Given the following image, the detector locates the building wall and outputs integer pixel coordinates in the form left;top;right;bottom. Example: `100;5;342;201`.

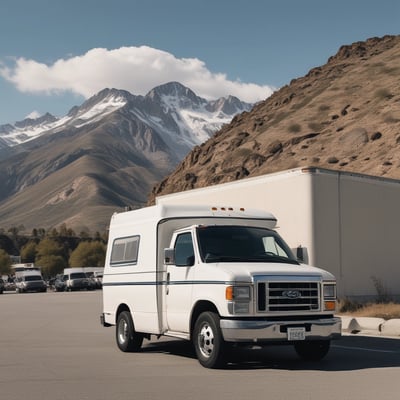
339;172;400;300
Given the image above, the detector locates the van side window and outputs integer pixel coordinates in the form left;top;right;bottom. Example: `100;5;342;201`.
110;236;140;265
174;233;194;266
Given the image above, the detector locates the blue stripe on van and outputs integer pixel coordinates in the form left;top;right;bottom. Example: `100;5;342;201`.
102;280;229;287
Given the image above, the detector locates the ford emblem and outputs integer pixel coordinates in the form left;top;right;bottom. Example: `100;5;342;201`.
282;290;301;299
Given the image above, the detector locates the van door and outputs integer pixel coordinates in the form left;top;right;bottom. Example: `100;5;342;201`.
165;231;195;333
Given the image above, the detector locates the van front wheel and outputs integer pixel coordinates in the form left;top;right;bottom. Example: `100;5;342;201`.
116;311;143;352
193;312;226;368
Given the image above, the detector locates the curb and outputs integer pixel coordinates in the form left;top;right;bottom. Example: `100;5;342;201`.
380;319;400;337
339;316;400;337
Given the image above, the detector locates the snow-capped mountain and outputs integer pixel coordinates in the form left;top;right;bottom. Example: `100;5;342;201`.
0;82;253;233
0;82;252;159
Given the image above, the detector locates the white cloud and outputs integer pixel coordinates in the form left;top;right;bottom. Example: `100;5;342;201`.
0;46;274;103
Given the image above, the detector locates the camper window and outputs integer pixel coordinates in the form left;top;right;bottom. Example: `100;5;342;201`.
110;236;140;266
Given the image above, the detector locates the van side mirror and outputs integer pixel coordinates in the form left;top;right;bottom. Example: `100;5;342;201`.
164;248;195;266
295;246;309;264
164;248;175;265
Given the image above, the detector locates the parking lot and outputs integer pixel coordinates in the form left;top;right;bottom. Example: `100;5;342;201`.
1;290;400;400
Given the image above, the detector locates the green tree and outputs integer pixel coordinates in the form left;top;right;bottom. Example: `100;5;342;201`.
36;238;67;277
37;228;46;238
37;255;66;278
59;223;68;237
0;249;12;275
58;223;75;237
49;228;59;237
79;229;90;239
69;241;106;269
20;241;37;263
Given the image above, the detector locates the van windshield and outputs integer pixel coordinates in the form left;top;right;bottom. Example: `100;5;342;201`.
196;225;299;265
24;275;42;281
70;273;86;279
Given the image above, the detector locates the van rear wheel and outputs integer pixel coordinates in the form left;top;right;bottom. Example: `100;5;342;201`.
116;311;143;352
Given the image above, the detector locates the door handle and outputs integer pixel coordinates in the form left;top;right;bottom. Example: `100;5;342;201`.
166;272;170;295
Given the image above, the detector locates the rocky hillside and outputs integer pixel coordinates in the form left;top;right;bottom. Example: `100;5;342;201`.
150;35;400;202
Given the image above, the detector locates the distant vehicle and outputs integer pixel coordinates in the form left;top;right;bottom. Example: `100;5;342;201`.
93;271;103;289
4;279;16;291
15;271;47;293
53;275;67;292
0;278;4;294
63;268;93;291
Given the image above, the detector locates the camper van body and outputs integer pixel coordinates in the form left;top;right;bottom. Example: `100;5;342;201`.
101;204;340;368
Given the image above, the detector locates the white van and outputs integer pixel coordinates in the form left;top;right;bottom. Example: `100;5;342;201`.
101;204;341;368
15;270;47;293
63;268;92;291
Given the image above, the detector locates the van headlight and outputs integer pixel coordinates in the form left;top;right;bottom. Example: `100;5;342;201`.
323;283;337;311
226;285;251;300
323;283;336;298
226;285;251;314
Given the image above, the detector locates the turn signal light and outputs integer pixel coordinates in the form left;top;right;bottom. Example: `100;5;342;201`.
324;300;336;311
226;286;234;300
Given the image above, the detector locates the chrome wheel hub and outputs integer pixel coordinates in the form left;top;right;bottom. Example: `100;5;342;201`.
118;319;128;344
198;323;214;358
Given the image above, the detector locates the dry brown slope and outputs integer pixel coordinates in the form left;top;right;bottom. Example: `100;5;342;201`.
150;35;400;202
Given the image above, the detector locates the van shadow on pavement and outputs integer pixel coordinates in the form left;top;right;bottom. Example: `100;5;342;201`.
141;335;400;371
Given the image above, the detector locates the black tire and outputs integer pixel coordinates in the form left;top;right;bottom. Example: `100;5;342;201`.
116;311;143;352
294;340;330;361
193;311;226;368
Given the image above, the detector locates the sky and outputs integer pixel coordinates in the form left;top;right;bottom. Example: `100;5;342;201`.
0;0;399;125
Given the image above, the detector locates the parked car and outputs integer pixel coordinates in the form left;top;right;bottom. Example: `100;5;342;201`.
4;278;16;291
53;275;67;292
93;271;103;289
87;274;98;290
0;278;4;294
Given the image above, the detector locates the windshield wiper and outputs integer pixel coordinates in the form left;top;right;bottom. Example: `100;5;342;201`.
204;254;249;263
256;255;299;265
204;253;299;265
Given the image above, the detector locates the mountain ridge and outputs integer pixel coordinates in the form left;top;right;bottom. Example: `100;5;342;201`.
0;82;252;232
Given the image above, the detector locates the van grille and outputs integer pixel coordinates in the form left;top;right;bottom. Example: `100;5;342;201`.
257;282;320;312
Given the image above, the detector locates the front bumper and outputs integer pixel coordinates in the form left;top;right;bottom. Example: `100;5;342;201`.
21;284;47;292
70;280;90;290
220;316;341;343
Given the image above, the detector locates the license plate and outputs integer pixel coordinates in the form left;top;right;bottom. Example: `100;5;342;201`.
287;327;306;341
